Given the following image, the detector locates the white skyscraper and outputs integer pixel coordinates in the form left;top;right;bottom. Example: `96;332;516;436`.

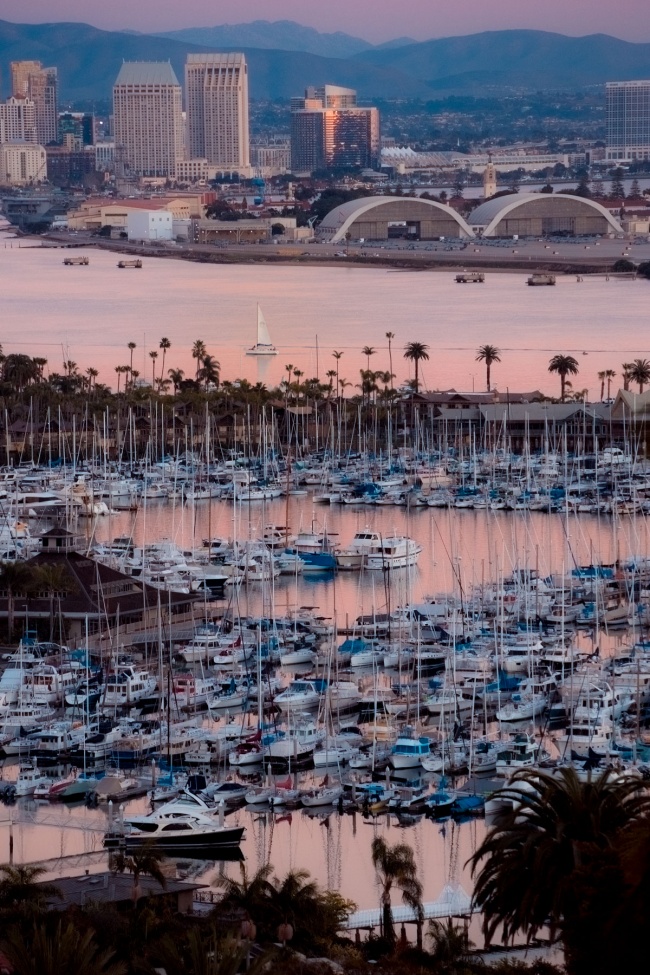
113;62;183;177
606;81;650;162
185;53;250;174
0;96;37;143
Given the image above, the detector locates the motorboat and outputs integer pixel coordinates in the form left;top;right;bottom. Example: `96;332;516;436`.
274;680;325;713
102;667;157;708
14;763;54;797
104;802;245;851
390;730;431;769
337;530;421;570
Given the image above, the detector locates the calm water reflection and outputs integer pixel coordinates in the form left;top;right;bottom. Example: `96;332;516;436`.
1;239;648;396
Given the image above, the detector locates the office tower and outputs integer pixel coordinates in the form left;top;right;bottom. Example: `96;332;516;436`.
0;96;37;143
606;81;650;162
10;61;58;145
59;112;95;147
290;86;380;174
185;53;250;172
112;62;183;177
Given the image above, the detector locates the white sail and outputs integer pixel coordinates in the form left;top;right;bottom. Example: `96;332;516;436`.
246;304;278;355
257;305;272;347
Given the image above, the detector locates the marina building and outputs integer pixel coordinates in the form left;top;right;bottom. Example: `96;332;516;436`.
185;53;251;175
10;60;58;145
291;86;379;174
112;62;184;178
606;80;650;162
0;528;197;651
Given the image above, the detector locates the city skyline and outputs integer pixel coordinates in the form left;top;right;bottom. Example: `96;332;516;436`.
0;0;648;44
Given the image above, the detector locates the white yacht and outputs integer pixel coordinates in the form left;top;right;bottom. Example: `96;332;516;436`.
337;530;421;570
102;667;157;708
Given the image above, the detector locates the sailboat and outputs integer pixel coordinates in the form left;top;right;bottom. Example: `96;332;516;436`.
246;305;278;356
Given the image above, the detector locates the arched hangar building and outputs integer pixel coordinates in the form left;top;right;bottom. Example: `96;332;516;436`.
319;196;473;243
319;193;623;242
468;194;623;238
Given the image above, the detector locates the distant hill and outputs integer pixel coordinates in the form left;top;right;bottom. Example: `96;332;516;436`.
355;30;650;91
156;20;373;59
0;19;427;101
1;21;650;102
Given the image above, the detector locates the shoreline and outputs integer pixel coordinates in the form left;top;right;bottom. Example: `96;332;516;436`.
34;231;635;277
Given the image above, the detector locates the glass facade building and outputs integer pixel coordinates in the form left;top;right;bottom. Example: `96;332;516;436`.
606;81;650;161
291;86;379;174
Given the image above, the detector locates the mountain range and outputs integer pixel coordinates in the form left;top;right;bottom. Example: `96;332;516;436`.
1;20;650;102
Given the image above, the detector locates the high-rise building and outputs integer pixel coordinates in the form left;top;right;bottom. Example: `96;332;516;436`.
10;61;58;145
112;62;183;177
606;81;650;162
185;53;250;173
0;96;37;143
290;86;379;174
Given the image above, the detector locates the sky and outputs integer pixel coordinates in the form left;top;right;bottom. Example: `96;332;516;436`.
0;0;648;43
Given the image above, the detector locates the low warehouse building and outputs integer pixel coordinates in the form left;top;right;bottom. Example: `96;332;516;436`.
319;196;473;242
469;193;623;237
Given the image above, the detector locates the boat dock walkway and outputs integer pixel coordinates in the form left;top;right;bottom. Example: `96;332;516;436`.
342;883;476;931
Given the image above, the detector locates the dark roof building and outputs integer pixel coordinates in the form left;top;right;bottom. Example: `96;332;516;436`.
0;528;198;650
37;871;205;914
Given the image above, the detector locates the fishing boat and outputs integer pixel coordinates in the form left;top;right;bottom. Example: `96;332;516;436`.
245;305;278;356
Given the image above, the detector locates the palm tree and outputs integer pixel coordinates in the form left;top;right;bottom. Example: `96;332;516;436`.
332;351;343;400
548;354;579;401
110;843;166;903
605;369;616;400
598;370;607;402
127;341;136;378
476;344;501;392
403;341;430;394
149;350;158;385
0;562;36;638
371;836;423;945
385;332;395;389
32;358;47;382
622;362;634;392
198;354;220;391
214;862;275;922
1;920;126;975
271;868;322;937
428;919;476;974
325;369;337;398
362;346;376;375
114;365;122;395
0;864;60;916
629;358;650;393
168;368;184;394
470;768;650;975
86;367;99;392
159;336;171;378
192;340;207;380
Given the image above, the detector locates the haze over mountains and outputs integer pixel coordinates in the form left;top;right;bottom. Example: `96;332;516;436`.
1;18;650;101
